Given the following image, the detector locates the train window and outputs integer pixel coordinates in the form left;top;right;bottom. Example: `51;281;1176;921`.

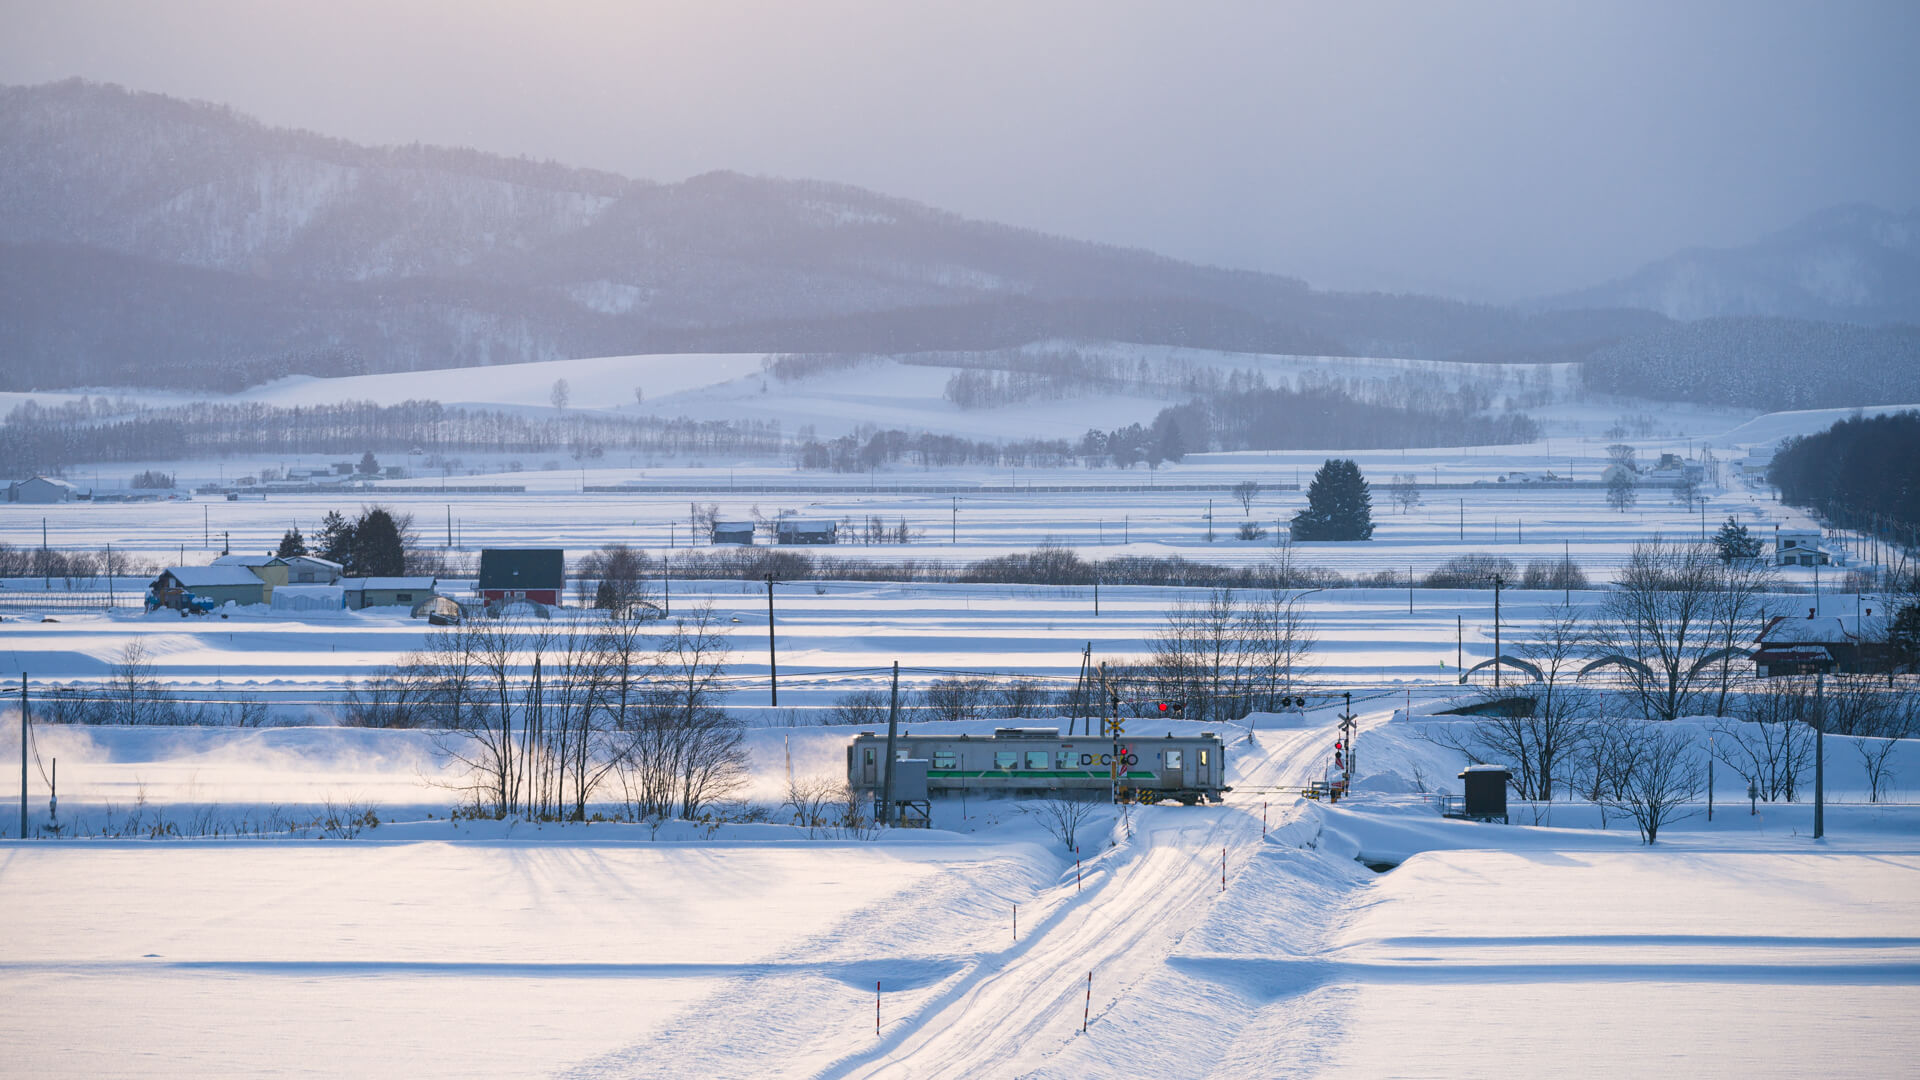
994;751;1018;770
1199;749;1211;766
1025;750;1048;770
933;750;956;770
1166;750;1183;768
1056;749;1073;769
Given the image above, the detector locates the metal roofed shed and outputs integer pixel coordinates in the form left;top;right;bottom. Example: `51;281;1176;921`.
711;521;756;545
1450;764;1511;823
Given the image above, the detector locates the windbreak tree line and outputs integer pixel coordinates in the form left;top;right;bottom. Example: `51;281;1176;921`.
1770;410;1920;546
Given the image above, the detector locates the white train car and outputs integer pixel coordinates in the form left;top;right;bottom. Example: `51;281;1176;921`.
848;726;1228;804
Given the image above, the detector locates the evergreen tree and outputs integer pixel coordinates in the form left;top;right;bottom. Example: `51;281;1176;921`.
350;507;408;577
1290;458;1374;540
1711;517;1761;562
317;510;354;567
277;526;308;558
358;450;380;475
1890;604;1920;673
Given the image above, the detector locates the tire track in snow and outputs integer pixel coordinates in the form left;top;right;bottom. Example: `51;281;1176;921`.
814;715;1345;1079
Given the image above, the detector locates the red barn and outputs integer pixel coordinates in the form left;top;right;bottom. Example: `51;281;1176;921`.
478;548;565;607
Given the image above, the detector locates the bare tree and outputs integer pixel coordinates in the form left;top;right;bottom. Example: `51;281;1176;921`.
1591;539;1727;721
1390;474;1421;513
1238;587;1318;713
1710;676;1819;802
829;689;889;727
111;641;167;725
1150;589;1243;721
643;604;743;819
1704;559;1776;716
550;378;570;411
918;677;994;723
1231;480;1260;515
1428;602;1594;801
1601;723;1704;843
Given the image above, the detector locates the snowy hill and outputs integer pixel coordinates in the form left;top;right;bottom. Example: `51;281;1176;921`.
0;80;1674;393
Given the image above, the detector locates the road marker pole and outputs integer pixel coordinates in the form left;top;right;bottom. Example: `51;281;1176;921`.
1083;970;1092;1032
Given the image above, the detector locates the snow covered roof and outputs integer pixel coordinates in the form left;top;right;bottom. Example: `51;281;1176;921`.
1758;616;1854;645
211;553;279;567
344;577;437;591
163;565;269;588
281;555;343;569
1461;764;1511;773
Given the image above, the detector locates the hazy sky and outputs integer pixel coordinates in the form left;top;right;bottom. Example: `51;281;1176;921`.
3;0;1915;300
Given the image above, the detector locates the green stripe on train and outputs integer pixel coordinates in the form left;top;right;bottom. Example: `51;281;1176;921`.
927;770;1159;780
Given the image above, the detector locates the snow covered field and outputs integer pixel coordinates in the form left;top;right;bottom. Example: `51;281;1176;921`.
7;347;1919;1075
4;706;1918;1077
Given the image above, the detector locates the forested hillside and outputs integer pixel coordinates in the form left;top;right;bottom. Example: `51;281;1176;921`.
1583;317;1920;410
1;80;1661;391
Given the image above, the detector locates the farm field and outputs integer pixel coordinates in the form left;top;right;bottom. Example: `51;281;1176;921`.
3;706;1919;1078
5;353;1918;1077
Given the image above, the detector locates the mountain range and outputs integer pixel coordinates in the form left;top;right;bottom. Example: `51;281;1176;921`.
1538;203;1920;325
1;80;1914;408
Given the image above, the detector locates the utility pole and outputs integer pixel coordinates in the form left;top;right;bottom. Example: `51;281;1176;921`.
1099;661;1116;805
1456;615;1463;671
106;543;114;608
765;575;778;707
1491;573;1506;688
1812;668;1827;837
1458;499;1464;541
19;673;28;838
1206;499;1213;542
1408;565;1413;615
1093;578;1099;617
951;497;958;545
880;661;900;825
661;564;670;616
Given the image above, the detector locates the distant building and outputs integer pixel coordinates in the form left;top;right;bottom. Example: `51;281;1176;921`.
212;553;289;594
6;476;87;503
711;521;756;545
343;576;437;610
279;555;343;584
776;518;838;545
1752;611;1887;676
478;548;565;606
1773;528;1830;567
150;565;269;609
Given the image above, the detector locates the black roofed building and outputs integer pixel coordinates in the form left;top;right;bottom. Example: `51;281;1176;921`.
478;548;565;606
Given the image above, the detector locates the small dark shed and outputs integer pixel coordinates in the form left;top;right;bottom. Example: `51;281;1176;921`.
1456;764;1511;823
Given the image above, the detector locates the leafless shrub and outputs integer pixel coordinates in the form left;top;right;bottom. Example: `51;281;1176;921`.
1031;792;1099;852
829;689;889;727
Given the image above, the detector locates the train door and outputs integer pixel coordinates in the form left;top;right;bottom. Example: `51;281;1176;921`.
1162;748;1186;788
861;746;877;786
1195;746;1213;789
